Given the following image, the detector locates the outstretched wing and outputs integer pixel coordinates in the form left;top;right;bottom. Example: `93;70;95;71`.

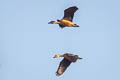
56;58;71;76
63;6;78;22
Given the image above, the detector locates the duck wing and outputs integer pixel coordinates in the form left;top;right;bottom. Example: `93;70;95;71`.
56;58;71;76
59;24;65;28
63;6;78;22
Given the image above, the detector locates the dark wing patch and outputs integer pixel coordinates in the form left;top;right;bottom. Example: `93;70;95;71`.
56;58;71;76
63;6;78;22
59;24;65;28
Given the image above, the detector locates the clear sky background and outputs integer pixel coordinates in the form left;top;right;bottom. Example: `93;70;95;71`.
0;0;120;80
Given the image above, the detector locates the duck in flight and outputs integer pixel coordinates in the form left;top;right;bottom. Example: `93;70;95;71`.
48;6;79;28
53;53;82;76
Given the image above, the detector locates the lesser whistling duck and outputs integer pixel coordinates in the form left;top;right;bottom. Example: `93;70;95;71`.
48;6;79;28
53;53;82;76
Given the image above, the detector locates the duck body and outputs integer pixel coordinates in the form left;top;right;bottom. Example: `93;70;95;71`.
48;6;80;28
53;53;82;76
63;53;81;62
57;19;79;28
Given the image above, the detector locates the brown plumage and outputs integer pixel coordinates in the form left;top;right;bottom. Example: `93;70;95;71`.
63;6;78;22
48;6;79;28
53;53;82;76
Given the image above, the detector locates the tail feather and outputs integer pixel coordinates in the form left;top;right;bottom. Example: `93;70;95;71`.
75;25;79;27
78;57;83;59
73;24;80;27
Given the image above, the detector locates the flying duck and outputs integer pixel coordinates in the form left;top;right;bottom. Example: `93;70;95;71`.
48;6;79;28
53;53;82;76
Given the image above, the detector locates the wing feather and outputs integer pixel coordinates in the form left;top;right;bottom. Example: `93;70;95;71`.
56;58;71;76
63;6;78;22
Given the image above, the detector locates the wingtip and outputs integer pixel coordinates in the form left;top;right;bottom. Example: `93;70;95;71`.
56;73;61;76
72;6;79;9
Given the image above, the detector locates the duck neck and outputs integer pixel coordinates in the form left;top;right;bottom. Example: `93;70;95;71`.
58;54;64;57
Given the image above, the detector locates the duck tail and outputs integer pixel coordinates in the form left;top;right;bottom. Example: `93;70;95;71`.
78;57;83;59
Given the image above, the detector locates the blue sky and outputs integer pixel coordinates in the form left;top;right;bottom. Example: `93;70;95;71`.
0;0;120;80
